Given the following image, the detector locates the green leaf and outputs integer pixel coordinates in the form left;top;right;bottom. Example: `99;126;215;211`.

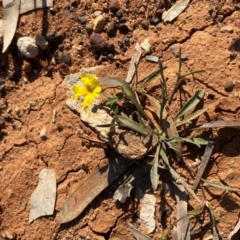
188;207;203;216
100;77;149;120
116;115;149;136
150;144;160;191
173;90;205;122
181;69;206;78
175;108;208;127
202;179;240;192
164;137;212;147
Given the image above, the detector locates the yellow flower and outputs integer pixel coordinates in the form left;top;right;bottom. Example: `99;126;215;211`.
72;72;102;110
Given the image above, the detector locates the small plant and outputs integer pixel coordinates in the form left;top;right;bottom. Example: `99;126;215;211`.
70;49;240;239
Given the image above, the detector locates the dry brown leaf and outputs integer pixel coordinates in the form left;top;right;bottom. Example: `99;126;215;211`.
59;156;134;224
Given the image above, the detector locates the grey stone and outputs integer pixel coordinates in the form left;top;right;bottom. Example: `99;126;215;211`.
35;35;49;50
17;37;39;58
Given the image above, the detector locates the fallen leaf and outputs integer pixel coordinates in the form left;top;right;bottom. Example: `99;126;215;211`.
2;0;21;53
162;0;190;23
197;120;240;129
59;156;134;224
193;142;214;191
126;43;142;83
29;169;56;223
228;216;240;239
128;224;152;240
20;0;53;14
172;182;191;240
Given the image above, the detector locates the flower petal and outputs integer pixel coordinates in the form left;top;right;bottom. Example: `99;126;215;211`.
80;73;99;92
73;85;89;96
92;86;102;97
82;93;94;109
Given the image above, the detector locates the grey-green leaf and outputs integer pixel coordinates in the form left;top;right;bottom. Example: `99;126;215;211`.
150;144;160;191
173;90;205;122
116;115;149;135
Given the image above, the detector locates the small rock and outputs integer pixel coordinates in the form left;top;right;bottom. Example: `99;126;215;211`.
79;16;87;24
56;123;63;132
230;52;237;61
70;6;76;12
107;21;118;37
85;22;94;35
124;38;130;46
150;17;160;25
46;32;56;42
58;63;70;75
89;33;107;52
93;15;105;33
109;0;120;12
40;127;47;140
35;35;49;50
92;10;102;17
107;53;115;60
141;19;149;30
118;24;129;34
15;107;21;116
60;53;71;64
220;26;234;33
115;10;123;19
17;37;39;58
145;55;159;63
224;80;235;92
91;2;101;11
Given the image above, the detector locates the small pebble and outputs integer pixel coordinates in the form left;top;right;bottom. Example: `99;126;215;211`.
220;26;234;33
92;11;102;17
109;0;121;12
60;53;71;64
35;35;49;50
124;38;130;46
93;15;105;33
46;32;56;42
58;63;70;75
17;37;39;58
69;6;76;12
141;19;149;30
85;22;94;35
40;127;47;140
224;80;235;92
150;17;160;25
89;33;107;51
57;123;63;132
107;53;115;60
230;52;237;61
118;24;129;34
118;40;124;48
107;21;118;37
79;16;87;24
115;10;123;19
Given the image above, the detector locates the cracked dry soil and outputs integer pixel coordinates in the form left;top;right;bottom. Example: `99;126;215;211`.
1;0;240;239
